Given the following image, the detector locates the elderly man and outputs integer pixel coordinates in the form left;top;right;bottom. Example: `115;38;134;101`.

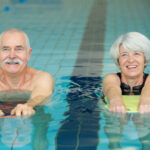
0;28;54;117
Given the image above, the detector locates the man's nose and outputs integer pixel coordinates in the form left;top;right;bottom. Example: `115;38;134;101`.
9;50;16;58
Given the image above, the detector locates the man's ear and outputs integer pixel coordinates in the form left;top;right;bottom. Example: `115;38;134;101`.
27;48;32;61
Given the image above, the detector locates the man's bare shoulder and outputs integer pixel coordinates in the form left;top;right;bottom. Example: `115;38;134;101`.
28;67;53;82
28;67;54;98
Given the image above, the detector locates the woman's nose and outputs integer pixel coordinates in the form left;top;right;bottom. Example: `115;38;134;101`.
128;54;134;62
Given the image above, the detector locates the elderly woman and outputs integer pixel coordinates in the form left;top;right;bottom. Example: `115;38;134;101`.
103;32;150;113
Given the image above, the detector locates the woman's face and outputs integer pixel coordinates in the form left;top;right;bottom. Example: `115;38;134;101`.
118;45;147;78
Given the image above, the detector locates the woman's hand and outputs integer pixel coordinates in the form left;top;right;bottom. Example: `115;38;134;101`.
138;97;150;114
103;74;127;113
109;99;127;113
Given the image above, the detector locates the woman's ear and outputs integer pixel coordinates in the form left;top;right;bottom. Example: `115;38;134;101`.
144;57;147;68
117;59;120;69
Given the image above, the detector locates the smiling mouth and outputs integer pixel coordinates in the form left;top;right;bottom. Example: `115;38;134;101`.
127;65;137;69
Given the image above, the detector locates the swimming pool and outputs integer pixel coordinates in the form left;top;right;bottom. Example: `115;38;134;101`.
1;0;150;149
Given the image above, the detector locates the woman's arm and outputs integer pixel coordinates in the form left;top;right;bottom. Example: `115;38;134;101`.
139;75;150;113
103;73;127;113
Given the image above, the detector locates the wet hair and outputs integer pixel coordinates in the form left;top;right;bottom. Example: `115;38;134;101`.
0;28;30;51
110;32;150;66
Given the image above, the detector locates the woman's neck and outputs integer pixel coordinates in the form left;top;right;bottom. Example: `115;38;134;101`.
121;73;144;88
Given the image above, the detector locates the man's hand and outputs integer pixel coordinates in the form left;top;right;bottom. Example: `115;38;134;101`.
0;110;4;116
11;103;35;117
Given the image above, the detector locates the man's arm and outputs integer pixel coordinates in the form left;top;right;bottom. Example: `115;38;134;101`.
139;75;150;113
11;72;54;116
27;72;54;107
103;74;127;113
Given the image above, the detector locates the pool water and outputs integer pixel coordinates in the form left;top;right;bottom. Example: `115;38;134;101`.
0;0;150;149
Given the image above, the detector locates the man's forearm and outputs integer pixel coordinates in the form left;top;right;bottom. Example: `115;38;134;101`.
26;96;48;107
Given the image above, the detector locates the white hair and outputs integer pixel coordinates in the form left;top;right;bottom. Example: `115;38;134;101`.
0;28;30;51
110;32;150;66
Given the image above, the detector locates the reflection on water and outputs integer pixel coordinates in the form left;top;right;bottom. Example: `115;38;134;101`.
56;75;150;150
55;76;103;150
99;98;150;150
0;90;52;149
0;90;31;102
0;106;52;149
0;117;32;148
1;80;150;149
0;90;31;115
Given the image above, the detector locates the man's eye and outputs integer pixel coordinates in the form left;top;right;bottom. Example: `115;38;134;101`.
17;48;22;50
16;48;23;51
2;48;9;51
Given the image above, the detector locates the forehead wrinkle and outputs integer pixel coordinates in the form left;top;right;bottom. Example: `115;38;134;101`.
1;33;26;48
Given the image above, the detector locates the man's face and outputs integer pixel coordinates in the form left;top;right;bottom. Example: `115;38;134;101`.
0;32;31;74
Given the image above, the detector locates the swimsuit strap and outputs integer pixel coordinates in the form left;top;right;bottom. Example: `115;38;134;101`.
116;72;149;95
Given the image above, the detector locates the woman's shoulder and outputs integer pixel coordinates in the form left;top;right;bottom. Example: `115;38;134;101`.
145;74;150;80
104;73;120;80
103;73;121;84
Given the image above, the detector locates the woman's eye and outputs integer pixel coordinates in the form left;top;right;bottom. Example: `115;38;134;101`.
121;53;127;57
134;52;140;55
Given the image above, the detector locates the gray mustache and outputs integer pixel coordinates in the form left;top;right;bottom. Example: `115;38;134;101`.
2;58;23;65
